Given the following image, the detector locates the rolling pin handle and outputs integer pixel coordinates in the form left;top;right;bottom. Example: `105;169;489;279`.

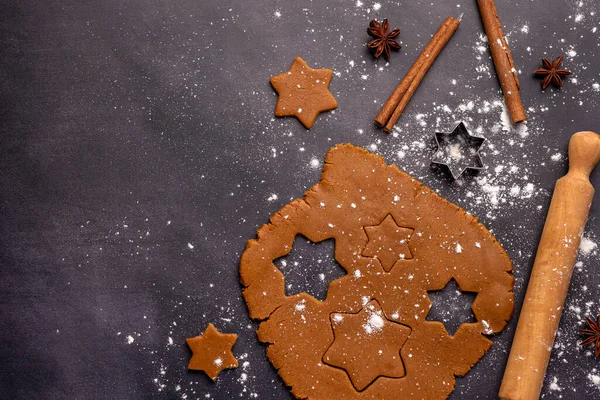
567;131;600;181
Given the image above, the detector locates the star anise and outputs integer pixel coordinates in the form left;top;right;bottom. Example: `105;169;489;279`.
367;19;401;60
578;315;600;357
533;56;572;89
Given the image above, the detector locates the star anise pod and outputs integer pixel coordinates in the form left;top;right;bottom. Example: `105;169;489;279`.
533;56;572;89
578;315;600;357
367;19;401;60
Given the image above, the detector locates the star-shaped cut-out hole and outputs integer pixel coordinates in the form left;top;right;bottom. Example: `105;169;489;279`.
432;122;485;179
274;236;346;301
361;214;414;272
426;278;477;335
323;299;412;391
186;324;238;381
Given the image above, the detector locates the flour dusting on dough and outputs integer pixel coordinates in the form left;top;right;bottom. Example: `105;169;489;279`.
363;307;385;335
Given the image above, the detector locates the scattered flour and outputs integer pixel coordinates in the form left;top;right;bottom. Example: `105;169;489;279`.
580;236;598;255
481;320;493;335
548;376;562;391
363;308;385;334
295;300;306;312
455;243;463;254
447;143;464;161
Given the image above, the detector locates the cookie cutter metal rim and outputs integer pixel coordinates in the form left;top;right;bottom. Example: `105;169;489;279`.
432;122;486;180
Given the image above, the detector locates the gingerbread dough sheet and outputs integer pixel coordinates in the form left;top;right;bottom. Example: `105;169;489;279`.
240;144;514;399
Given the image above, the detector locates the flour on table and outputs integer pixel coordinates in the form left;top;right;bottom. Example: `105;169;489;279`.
580;236;598;255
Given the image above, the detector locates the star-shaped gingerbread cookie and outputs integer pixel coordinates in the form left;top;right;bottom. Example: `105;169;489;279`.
270;57;338;129
323;299;411;391
186;323;238;380
362;214;414;272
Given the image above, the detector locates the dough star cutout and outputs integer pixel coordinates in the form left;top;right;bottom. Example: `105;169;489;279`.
323;299;411;391
361;214;414;272
186;323;238;381
432;122;485;179
426;278;477;335
270;57;338;129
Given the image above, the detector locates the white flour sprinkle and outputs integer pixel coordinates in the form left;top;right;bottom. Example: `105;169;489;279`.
295;300;306;312
363;309;385;334
548;376;562;391
481;320;493;335
589;373;600;387
580;236;598;255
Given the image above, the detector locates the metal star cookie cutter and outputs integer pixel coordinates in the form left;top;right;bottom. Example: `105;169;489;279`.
432;122;485;180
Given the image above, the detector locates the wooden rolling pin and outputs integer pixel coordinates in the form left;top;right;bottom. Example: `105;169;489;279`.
499;131;600;400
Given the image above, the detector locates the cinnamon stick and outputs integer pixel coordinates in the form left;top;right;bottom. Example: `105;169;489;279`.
374;37;436;127
477;0;526;124
375;17;460;132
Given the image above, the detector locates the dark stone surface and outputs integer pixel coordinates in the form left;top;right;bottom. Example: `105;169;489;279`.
1;0;599;399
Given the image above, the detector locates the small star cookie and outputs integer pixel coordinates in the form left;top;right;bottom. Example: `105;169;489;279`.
270;57;338;129
186;323;238;380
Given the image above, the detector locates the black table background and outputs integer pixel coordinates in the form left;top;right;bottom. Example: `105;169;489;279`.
2;0;600;399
